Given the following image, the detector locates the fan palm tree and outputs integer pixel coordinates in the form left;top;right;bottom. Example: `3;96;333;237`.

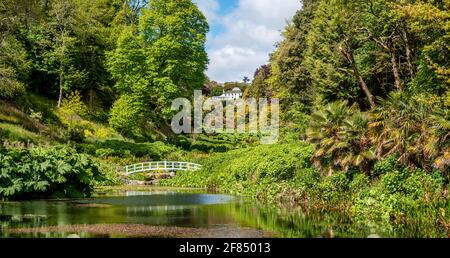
426;101;450;172
369;92;442;171
307;101;374;176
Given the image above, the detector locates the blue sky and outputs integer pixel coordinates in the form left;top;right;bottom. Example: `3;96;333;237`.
194;0;302;83
207;0;237;37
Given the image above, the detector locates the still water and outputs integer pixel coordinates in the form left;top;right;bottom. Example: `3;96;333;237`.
0;187;445;238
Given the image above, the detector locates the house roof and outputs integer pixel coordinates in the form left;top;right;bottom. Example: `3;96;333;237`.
226;87;242;94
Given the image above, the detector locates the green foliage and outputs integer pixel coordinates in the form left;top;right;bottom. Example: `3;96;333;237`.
0;123;45;144
77;140;178;160
0;97;62;144
268;0;449;112
0;0;448;235
58;91;89;122
108;95;140;136
107;0;209;137
162;143;316;200
394;1;450;89
163;142;449;231
0;146;103;199
55;92;121;142
304;0;376;108
373;155;399;177
0;35;30;99
56;92;89;143
268;0;318;110
171;134;259;153
353;186;393;229
369;92;448;171
314;172;350;205
353;168;447;231
139;0;208;90
57;92;87;143
307;101;375;175
16;93;61;125
279;103;310;141
249;65;272;99
411;56;446;94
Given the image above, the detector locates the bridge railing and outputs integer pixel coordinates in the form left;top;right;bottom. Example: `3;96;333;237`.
124;161;202;175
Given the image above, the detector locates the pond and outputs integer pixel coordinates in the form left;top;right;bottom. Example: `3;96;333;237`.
0;187;445;238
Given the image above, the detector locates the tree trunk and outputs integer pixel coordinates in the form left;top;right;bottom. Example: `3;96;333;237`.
57;70;63;108
401;27;415;78
88;89;95;109
364;29;404;92
57;30;66;108
341;43;376;108
123;0;128;24
389;46;403;91
353;63;376;109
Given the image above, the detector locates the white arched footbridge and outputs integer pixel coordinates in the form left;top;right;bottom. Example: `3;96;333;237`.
124;161;202;176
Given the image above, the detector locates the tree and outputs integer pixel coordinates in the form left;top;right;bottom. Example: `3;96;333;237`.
0;0;120;111
0;0;33;99
305;0;377;109
359;0;405;91
107;0;209;137
269;0;318;111
0;36;30;99
369;92;444;171
307;100;374;175
67;0;118;110
203;77;221;97
393;0;450;94
139;0;208;93
109;94;140;135
49;0;77;108
116;0;149;26
249;65;271;99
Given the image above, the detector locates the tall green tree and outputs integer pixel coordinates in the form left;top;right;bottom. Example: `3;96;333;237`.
0;36;30;99
249;65;271;99
305;0;377;109
393;0;450;94
107;0;208;137
269;0;319;110
49;0;77;108
0;0;34;99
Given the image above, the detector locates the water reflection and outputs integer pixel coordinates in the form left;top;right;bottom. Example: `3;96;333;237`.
0;189;447;238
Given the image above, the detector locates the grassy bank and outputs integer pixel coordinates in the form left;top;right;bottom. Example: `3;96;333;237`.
161;143;450;234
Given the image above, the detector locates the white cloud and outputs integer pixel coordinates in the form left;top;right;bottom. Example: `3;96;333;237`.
194;0;220;23
208;45;268;82
195;0;302;82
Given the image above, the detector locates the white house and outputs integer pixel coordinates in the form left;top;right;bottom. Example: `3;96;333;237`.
212;87;243;101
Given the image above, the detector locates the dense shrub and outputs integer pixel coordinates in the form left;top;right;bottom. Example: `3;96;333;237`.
314;172;350;204
171;134;259;153
109;95;140;136
58;92;89;122
77;140;178;160
163;142;449;232
162;143;316;197
16;93;61;125
369;92;449;172
372;155;399;177
0;146;103;199
307;101;374;175
353;168;448;231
